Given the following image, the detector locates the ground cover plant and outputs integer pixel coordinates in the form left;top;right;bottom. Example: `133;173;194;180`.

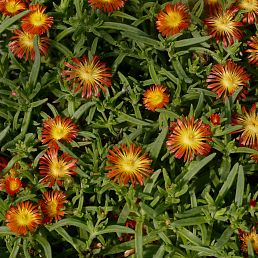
0;0;257;257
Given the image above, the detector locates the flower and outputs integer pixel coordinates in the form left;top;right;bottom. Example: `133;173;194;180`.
166;116;212;162
156;3;190;37
238;0;258;24
5;201;42;235
88;0;126;12
21;4;54;35
62;56;112;98
246;35;258;66
39;148;77;187
204;7;243;47
210;113;220;125
40;190;67;223
204;0;221;15
250;198;257;208
232;104;258;148
250;147;258;162
106;144;153;187
239;227;258;254
0;0;26;16
5;177;22;196
143;85;169;112
41;116;79;149
206;60;250;100
9;29;49;61
0;156;8;172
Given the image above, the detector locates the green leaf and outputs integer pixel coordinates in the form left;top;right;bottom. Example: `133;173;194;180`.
93;225;134;236
135;221;143;258
148;61;160;85
0;124;10;143
174;36;211;48
51;40;73;57
235;165;244;207
72;102;95;120
172;216;207;227
117;112;152;126
178;228;203;246
231;147;258;155
9;238;21;258
35;235;52;258
30;98;48;108
180;245;217;256
0;226;15;236
159;68;179;84
216;227;234;249
153;245;165;258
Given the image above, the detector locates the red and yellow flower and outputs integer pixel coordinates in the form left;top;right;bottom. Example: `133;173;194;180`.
106;144;153;187
0;156;8;172
206;60;250;100
246;35;258;66
21;4;54;35
204;7;243;47
5;201;42;235
204;0;221;15
62;56;112;98
239;227;258;254
88;0;126;12
209;113;220;125
41;116;79;149
166;116;212;162
40;190;67;223
238;0;258;24
232;104;258;148
39;148;77;187
0;0;26;16
9;29;49;61
5;176;22;196
156;3;190;37
143;85;169;112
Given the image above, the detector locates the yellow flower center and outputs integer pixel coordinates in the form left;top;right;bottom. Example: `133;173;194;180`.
147;91;164;106
29;11;47;26
50;159;68;178
9;180;19;191
47;200;58;217
120;155;140;174
243;232;258;252
16;209;34;226
5;1;22;13
20;33;34;48
244;115;258;136
239;0;258;11
206;0;219;3
220;72;240;93
181;130;198;146
76;64;100;85
214;14;234;33
166;11;182;28
51;124;69;140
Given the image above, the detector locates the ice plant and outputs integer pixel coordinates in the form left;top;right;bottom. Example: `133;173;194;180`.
0;0;26;16
204;0;221;15
210;113;220;125
88;0;126;12
231;104;258;148
62;55;112;98
166;116;212;162
5;176;22;196
9;29;49;61
39;148;77;187
143;85;169;112
156;3;190;37
5;201;42;236
238;0;258;24
204;7;243;47
106;144;153;187
41;116;79;149
21;4;54;35
246;35;258;66
40;190;67;223
206;60;250;100
0;156;8;172
250;198;257;208
239;227;258;254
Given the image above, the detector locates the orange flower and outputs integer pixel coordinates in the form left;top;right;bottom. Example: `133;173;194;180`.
9;29;49;61
88;0;126;12
166;116;212;162
40;190;67;223
39;149;77;187
62;56;112;98
5;176;22;196
238;0;258;24
204;6;243;47
106;144;153;187
250;149;258;163
246;35;258;66
232;104;258;148
209;113;220;125
5;201;42;236
156;3;190;37
0;0;26;16
206;60;250;100
21;4;54;35
143;85;169;112
239;227;258;254
41;116;79;149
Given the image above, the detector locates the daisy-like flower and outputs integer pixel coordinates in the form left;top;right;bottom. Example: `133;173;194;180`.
88;0;126;12
143;85;170;112
156;3;190;37
239;227;258;254
40;190;67;223
5;201;42;236
209;113;220;125
246;35;258;66
5;176;22;196
62;56;112;98
204;0;221;15
39;148;77;187
232;104;258;148
204;7;243;47
41;116;79;149
166;116;212;162
106;144;153;187
0;0;26;16
21;4;54;35
206;60;250;100
9;29;49;61
238;0;258;24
